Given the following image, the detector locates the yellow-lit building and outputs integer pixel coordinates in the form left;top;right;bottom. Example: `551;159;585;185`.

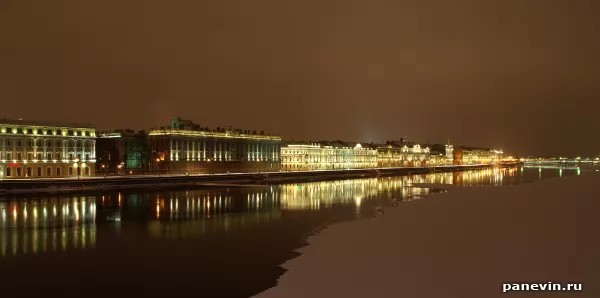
281;143;378;171
0;119;96;179
149;117;282;174
376;144;431;167
453;147;503;165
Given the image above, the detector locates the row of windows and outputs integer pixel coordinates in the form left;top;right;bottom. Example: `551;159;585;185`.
1;152;91;160
0;127;94;137
0;139;94;147
282;151;378;156
282;164;375;170
282;158;378;163
2;166;91;177
170;143;280;151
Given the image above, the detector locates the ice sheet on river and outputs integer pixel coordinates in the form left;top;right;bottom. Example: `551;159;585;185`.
254;169;600;298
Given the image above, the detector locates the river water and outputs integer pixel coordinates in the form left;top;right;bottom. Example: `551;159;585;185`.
0;166;581;297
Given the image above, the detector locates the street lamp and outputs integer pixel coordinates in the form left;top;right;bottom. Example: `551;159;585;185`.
101;164;108;178
156;158;161;177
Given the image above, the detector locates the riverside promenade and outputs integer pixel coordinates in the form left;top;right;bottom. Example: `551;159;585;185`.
0;164;514;195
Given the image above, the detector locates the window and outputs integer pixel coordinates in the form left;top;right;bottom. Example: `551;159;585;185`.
56;153;61;160
6;140;11;146
6;167;11;177
17;167;22;177
17;153;22;160
37;153;42;160
47;153;52;160
17;140;22;146
6;152;12;160
27;153;33;160
37;167;42;176
56;141;61;147
68;167;73;176
36;140;42;147
69;153;74;160
85;167;90;176
56;167;61;176
46;167;51;177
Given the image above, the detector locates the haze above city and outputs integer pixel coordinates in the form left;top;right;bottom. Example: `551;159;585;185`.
1;0;599;157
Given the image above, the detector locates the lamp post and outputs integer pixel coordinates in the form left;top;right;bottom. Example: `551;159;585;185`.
101;164;108;178
156;158;161;177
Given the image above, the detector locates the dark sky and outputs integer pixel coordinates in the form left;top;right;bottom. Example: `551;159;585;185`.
1;1;598;157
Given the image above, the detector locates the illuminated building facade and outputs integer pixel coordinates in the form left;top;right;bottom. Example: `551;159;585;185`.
148;117;281;174
376;144;431;167
281;143;378;171
0;119;96;179
453;146;504;165
96;129;149;174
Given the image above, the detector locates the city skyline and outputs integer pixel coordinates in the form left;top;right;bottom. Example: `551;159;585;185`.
2;1;599;157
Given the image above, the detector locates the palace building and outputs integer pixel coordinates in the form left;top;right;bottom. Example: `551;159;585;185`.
148;117;282;174
376;143;431;167
453;146;503;165
0;118;96;179
281;142;378;171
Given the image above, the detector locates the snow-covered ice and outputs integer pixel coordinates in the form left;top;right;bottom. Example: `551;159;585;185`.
254;169;600;298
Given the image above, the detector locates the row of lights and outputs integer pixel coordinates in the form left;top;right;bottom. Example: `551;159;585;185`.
0;159;96;164
0;127;95;137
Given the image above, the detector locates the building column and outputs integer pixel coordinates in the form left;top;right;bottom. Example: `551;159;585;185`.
213;140;217;160
81;140;85;161
169;140;173;160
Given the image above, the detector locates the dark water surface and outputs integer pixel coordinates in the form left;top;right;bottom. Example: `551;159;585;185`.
0;166;581;297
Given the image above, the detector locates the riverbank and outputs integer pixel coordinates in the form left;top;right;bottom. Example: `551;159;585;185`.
254;168;600;297
0;164;510;195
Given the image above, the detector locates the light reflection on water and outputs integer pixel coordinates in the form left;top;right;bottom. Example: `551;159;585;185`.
0;166;581;258
0;197;96;257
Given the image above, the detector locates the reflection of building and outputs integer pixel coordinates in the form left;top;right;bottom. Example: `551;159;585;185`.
96;129;149;174
148;192;281;239
279;176;431;210
453;147;504;165
149;117;282;174
281;143;378;171
0;197;96;257
0;119;96;179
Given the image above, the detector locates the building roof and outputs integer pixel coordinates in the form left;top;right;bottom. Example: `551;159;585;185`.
0;118;95;129
150;117;280;139
458;146;492;151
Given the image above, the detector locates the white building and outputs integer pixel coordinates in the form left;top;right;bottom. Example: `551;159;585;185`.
281;143;378;171
0;119;96;179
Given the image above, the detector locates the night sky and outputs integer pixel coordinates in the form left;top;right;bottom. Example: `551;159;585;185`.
1;1;598;157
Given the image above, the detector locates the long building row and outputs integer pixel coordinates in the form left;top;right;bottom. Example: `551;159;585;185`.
0;117;504;179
